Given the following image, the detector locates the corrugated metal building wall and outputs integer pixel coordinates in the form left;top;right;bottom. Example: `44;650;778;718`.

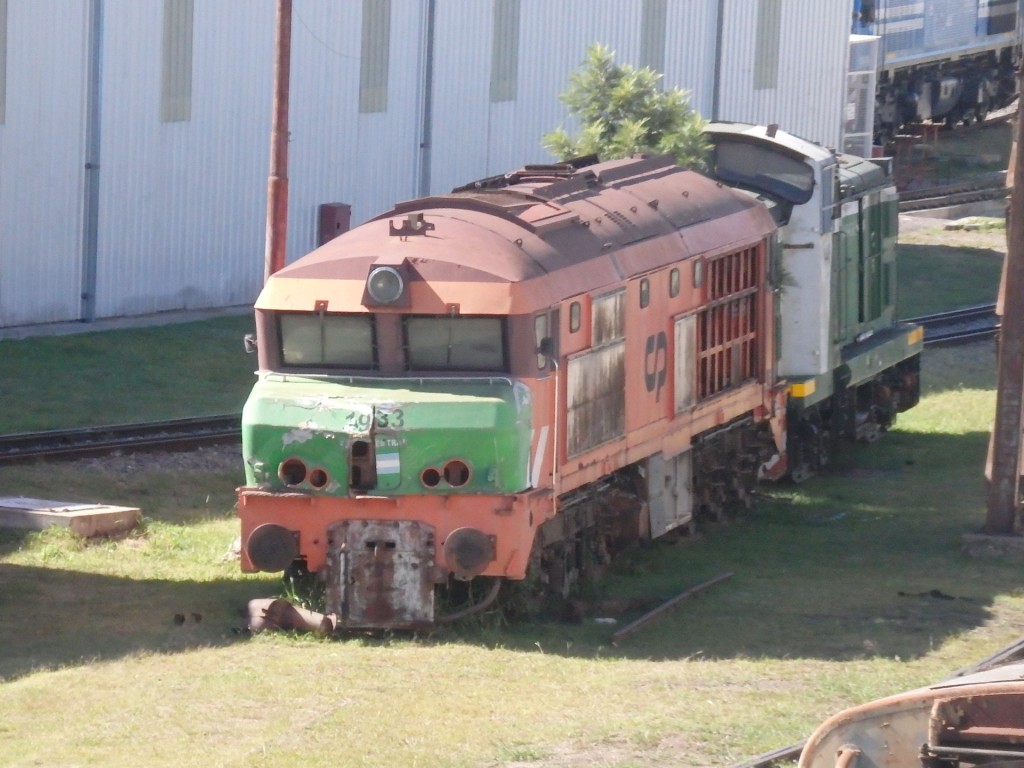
714;0;853;145
0;1;89;326
0;0;854;329
94;1;274;319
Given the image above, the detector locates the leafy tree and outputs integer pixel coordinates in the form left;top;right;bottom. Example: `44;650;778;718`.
543;43;709;169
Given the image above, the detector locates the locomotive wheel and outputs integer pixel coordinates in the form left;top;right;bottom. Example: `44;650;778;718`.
789;419;826;483
500;541;585;621
975;98;990;125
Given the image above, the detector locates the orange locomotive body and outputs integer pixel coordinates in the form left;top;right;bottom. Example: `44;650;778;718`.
238;153;784;628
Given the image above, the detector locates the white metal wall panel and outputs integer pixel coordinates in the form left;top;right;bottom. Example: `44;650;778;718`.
0;0;857;328
431;0;845;194
94;0;425;320
427;1;491;192
93;0;272;318
496;0;646;173
0;1;87;326
716;0;854;149
430;0;653;195
661;0;718;120
287;0;424;233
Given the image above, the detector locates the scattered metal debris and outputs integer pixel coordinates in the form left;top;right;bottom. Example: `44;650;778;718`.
611;572;733;643
246;598;334;635
727;742;803;768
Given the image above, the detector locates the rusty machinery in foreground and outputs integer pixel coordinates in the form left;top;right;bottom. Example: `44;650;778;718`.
237;122;923;631
797;659;1024;768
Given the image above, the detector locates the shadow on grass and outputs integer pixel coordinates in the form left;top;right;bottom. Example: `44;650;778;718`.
919;340;997;395
897;242;1003;319
0;527;32;559
0;428;1009;672
0;562;275;682
449;427;1011;662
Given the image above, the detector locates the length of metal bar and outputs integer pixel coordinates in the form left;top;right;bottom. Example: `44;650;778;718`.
984;70;1024;534
727;742;804;768
611;572;733;643
264;0;292;282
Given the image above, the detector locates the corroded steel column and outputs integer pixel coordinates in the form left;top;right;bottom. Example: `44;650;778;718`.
984;75;1024;535
264;0;292;282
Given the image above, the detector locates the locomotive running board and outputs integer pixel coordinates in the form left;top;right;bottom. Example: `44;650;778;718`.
325;519;436;630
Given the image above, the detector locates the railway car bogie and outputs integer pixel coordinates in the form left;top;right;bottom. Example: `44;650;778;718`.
855;0;1022;142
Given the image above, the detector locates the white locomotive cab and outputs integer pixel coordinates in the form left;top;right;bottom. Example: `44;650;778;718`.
774;157;837;379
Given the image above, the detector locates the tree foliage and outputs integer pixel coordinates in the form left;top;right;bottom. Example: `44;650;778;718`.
543;43;709;169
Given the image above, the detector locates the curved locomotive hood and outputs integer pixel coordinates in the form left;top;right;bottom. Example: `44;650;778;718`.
256;154;776;315
799;661;1024;768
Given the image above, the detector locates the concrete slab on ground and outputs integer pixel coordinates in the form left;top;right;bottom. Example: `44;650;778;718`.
0;497;141;537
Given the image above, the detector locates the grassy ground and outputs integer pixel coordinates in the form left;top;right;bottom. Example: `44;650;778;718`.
0;122;1016;765
897;224;1005;317
0;341;1016;768
0;314;255;432
0;217;1017;766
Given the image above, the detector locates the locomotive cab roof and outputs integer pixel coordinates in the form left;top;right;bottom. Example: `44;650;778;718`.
257;153;777;316
704;121;894;207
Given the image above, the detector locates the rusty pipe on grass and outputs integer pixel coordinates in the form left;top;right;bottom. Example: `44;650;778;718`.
247;598;334;635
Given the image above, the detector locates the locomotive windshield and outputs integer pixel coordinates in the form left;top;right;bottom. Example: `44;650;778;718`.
279;312;376;368
711;140;814;205
405;316;507;372
275;312;508;373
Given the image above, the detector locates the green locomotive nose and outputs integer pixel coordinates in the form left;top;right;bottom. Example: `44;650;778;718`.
241;374;532;495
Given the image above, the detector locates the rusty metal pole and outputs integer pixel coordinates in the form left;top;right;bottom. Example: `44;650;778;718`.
264;0;292;283
984;77;1024;535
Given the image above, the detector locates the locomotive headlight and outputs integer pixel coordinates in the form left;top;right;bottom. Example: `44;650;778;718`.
246;523;299;572
366;266;405;305
444;527;496;580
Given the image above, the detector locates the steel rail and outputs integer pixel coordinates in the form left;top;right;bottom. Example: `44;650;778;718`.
904;302;998;345
0;415;241;464
898;172;1006;204
899;183;1007;212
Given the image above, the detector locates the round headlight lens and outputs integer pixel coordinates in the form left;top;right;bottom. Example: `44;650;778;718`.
367;266;405;304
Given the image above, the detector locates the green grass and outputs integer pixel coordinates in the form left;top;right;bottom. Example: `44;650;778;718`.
0;314;256;432
897;223;1005;318
0;346;1019;767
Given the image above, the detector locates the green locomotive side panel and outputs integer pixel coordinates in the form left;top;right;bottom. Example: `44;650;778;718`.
832;191;899;355
241;374;532;495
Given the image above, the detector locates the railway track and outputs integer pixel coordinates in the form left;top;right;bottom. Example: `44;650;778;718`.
898;172;1007;213
0;414;241;464
905;302;999;345
0;306;994;464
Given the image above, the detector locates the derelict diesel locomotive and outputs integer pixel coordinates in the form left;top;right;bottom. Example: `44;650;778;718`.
237;122;923;630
